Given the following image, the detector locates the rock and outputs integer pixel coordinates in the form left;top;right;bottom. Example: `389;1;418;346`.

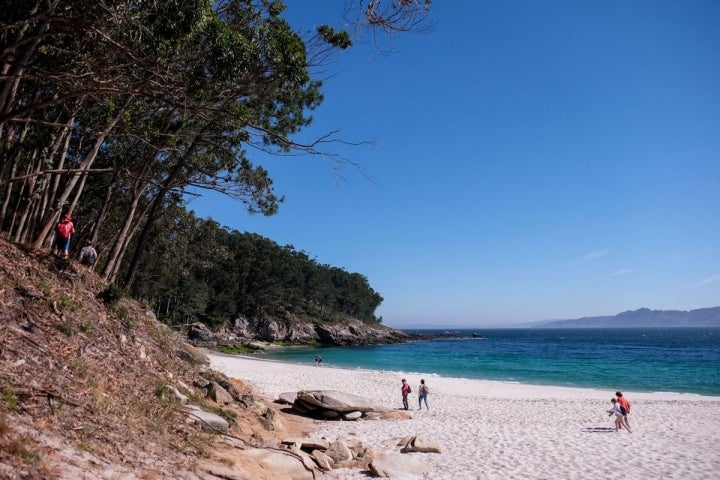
289;446;319;472
342;411;363;420
209;382;234;405
277;392;297;405
232;315;414;346
375;410;413;420
397;435;414;447
188;322;218;345
344;438;366;456
199;369;247;402
282;438;330;451
324;439;354;463
183;406;229;434
168;386;188;405
400;435;443;454
232;448;314;480
174;344;208;365
369;451;430;478
294;390;386;414
261;407;283;431
311;450;334;471
351;447;375;471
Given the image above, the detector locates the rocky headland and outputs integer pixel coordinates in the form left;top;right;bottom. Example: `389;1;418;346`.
187;315;418;349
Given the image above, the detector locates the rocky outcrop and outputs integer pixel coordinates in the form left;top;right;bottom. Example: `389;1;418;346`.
227;315;414;346
187;310;423;347
292;390;387;419
269;436;436;479
370;451;431;478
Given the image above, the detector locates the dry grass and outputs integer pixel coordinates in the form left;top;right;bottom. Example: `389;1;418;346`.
0;238;316;479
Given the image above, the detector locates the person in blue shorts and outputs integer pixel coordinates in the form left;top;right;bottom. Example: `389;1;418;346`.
418;379;430;410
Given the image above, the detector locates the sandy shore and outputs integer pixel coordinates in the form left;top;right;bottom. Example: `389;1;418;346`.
207;353;720;480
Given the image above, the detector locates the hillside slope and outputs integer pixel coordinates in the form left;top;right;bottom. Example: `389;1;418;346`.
0;238;315;479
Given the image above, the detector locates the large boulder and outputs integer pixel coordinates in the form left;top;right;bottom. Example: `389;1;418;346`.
324;439;354;463
294;390;386;414
187;322;218;345
369;451;430;478
231;448;314;480
183;405;229;434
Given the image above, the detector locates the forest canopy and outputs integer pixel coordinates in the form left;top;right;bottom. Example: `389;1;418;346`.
0;1;430;327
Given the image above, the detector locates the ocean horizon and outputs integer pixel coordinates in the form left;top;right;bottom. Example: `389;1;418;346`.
249;327;720;397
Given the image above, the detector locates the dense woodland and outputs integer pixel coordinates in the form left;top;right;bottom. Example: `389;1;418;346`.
0;1;431;327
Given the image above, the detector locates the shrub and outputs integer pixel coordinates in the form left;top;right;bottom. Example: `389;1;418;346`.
100;283;126;305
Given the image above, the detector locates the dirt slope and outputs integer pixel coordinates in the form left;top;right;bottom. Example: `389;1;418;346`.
0;238;314;480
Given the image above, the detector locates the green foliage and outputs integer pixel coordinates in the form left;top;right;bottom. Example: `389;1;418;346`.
58;320;74;336
215;344;256;355
116;306;132;329
0;0;389;334
2;389;19;410
18;447;42;464
134;215;384;327
317;25;352;49
37;280;51;298
69;359;88;378
101;284;127;306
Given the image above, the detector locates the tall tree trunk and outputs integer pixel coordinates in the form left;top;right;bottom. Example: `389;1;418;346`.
102;180;147;280
0;0;61;133
31;103;126;249
122;130;205;290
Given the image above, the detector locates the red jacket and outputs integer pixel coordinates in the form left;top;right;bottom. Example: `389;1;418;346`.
56;220;75;239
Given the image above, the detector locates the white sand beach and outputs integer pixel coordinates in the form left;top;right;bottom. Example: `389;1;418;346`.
207;353;720;480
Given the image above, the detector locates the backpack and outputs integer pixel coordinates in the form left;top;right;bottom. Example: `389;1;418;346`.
56;221;73;238
407;386;411;394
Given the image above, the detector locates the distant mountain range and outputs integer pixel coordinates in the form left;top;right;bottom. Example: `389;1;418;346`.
529;307;720;328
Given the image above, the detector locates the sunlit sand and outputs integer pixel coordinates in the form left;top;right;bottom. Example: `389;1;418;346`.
208;353;720;480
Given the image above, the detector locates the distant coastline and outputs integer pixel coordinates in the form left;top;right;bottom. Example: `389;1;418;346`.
524;306;720;328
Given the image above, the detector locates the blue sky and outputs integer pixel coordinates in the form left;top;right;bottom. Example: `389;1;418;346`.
189;1;720;328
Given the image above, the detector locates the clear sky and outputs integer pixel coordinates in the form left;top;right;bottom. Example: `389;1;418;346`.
188;1;720;329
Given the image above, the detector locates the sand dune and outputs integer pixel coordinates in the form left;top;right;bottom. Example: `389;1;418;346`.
207;353;720;480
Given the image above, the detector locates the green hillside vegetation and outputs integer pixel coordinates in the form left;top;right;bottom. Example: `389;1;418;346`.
0;1;429;331
137;218;384;327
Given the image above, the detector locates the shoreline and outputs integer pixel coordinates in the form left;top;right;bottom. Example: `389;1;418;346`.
207;352;720;479
208;351;720;399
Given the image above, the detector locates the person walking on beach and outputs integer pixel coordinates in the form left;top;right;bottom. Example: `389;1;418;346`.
55;214;75;259
401;379;411;410
608;398;631;433
315;355;323;366
616;391;631;429
418;379;430;410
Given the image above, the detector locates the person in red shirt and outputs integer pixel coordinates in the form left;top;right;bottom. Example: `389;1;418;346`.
401;378;411;410
616;391;631;429
55;214;75;259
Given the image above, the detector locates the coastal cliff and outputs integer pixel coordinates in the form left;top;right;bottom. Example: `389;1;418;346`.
189;314;414;347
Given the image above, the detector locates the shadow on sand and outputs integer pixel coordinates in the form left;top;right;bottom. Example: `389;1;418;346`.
582;426;616;433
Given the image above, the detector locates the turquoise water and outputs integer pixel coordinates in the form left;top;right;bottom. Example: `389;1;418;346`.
251;328;720;396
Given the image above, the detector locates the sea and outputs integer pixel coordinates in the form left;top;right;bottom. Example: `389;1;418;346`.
250;328;720;397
